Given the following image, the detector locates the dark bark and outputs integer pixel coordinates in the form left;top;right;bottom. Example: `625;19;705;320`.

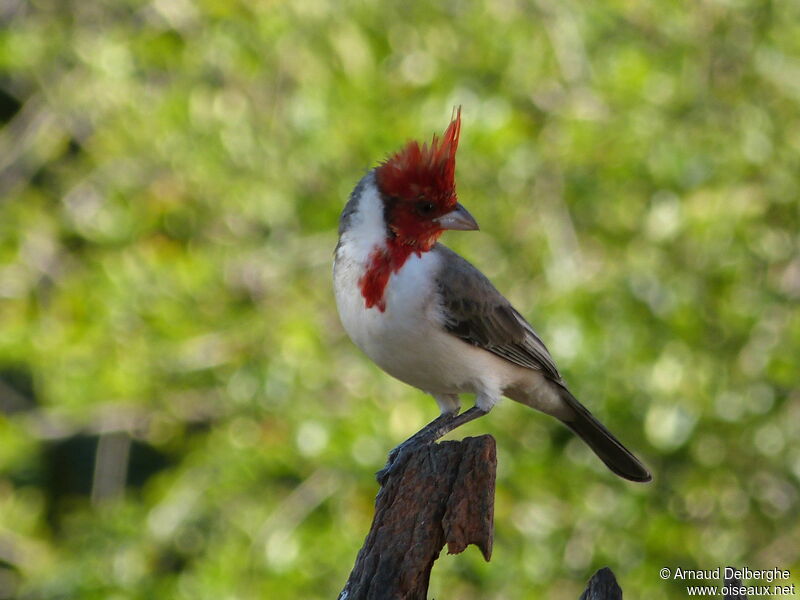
724;568;747;600
579;567;623;600
339;435;496;600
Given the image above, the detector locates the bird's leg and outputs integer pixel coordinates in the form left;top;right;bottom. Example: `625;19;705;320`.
382;393;461;467
419;405;488;441
376;405;489;484
383;411;457;465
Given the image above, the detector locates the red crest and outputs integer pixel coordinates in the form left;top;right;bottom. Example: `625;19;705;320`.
376;107;461;209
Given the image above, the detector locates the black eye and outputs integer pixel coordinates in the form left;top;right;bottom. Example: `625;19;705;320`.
416;200;436;216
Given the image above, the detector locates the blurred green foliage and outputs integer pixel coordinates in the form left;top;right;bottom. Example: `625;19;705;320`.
0;0;798;598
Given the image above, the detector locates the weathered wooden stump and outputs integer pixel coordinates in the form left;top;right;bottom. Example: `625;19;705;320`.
339;435;496;600
579;567;622;600
339;436;663;599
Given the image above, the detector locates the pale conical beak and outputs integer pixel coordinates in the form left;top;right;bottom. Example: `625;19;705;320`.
435;203;479;231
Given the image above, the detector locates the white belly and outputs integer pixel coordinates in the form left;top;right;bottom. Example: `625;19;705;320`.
334;249;467;393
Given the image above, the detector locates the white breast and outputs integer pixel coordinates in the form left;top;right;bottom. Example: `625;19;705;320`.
334;236;445;380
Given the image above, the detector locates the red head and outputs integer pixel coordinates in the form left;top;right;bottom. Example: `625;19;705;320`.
375;108;477;251
359;110;479;311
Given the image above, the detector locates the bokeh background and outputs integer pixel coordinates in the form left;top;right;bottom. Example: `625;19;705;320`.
1;0;799;598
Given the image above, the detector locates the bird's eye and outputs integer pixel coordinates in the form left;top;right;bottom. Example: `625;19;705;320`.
415;200;436;216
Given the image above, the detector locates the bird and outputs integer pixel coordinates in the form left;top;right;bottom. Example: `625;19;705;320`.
333;109;651;483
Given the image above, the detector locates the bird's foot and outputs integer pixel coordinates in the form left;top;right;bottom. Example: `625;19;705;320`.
374;409;466;485
375;437;428;485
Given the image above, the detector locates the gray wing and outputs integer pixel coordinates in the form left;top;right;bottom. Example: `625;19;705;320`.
433;245;562;382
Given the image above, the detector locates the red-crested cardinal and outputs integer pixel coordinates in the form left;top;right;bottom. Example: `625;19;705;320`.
334;109;651;483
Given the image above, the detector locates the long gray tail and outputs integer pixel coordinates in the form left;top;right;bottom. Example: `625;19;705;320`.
558;387;652;483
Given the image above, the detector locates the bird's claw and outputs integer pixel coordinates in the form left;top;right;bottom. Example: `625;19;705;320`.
375;439;424;485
